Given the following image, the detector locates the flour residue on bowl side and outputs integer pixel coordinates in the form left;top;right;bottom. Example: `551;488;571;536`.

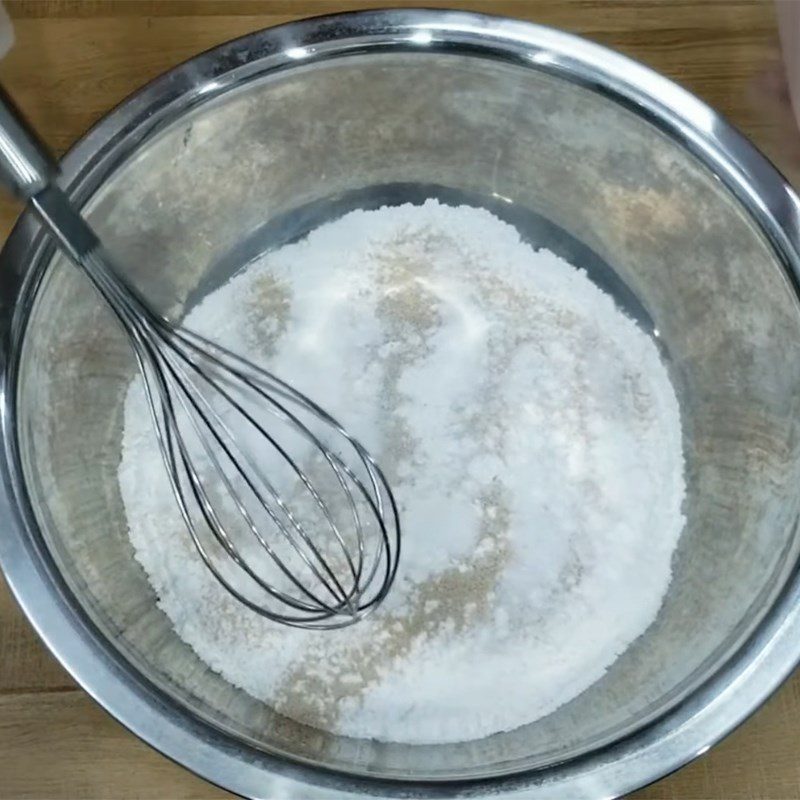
118;199;686;744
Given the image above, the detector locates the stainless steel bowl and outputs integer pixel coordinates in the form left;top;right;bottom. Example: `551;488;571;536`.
2;9;800;799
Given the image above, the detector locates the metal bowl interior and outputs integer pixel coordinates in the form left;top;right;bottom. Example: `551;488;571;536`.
7;11;800;795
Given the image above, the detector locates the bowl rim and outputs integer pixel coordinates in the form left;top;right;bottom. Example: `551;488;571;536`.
2;8;800;799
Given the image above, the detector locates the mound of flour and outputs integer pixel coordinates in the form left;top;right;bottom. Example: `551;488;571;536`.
118;199;685;744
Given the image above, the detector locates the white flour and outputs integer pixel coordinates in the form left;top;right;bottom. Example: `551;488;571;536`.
118;200;685;744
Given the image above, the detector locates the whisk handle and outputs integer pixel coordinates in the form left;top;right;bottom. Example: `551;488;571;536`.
0;85;57;199
0;86;100;263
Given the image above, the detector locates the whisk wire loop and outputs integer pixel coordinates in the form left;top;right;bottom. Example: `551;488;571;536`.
79;246;400;629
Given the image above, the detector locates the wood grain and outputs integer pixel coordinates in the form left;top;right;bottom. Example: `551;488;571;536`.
0;1;798;798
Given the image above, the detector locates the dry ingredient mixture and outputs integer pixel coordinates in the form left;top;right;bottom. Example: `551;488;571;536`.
119;200;686;744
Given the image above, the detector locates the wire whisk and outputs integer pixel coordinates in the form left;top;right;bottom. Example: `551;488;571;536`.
0;88;400;629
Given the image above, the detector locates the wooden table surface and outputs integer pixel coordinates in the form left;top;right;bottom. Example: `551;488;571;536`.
1;1;800;798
